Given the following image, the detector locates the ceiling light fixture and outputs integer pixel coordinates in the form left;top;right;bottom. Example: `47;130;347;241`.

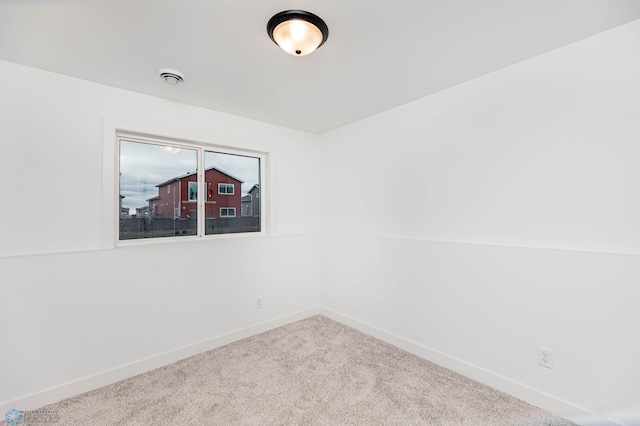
159;69;185;85
267;10;329;56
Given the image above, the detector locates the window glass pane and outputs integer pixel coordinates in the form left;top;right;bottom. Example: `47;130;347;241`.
217;183;234;194
204;151;260;235
119;140;198;240
188;181;198;201
220;207;237;217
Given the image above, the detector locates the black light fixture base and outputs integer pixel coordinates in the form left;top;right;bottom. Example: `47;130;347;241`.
267;10;329;49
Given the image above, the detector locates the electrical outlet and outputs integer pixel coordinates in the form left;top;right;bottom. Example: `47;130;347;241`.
538;347;553;369
256;297;263;309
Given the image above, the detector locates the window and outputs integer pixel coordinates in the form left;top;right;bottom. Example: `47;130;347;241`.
118;134;262;241
218;183;234;194
188;181;198;201
220;208;236;217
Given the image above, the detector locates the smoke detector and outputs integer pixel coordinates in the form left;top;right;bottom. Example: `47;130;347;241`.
159;69;185;85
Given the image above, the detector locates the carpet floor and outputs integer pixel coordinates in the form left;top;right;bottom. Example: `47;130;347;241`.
38;315;575;425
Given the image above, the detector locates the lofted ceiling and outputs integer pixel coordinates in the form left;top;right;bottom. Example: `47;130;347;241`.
1;1;640;134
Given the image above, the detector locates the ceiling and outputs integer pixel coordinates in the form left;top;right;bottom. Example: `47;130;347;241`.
1;1;640;134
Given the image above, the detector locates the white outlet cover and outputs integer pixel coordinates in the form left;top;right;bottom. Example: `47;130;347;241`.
538;347;554;369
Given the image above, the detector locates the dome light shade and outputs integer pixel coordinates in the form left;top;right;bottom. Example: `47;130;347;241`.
267;10;329;56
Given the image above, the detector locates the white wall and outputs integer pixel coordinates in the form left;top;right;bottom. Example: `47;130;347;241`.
0;60;320;409
319;20;640;426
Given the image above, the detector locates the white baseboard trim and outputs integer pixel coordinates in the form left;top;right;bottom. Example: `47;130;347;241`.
317;307;621;426
0;306;322;415
2;306;624;426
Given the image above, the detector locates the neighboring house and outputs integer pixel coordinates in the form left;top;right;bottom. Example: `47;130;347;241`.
241;194;251;217
148;167;243;219
241;184;260;217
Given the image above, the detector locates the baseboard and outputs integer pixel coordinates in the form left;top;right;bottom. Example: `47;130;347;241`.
2;305;624;426
317;307;621;426
0;306;322;415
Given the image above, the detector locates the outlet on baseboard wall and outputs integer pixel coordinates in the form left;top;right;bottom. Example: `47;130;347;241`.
256;297;263;309
538;347;553;369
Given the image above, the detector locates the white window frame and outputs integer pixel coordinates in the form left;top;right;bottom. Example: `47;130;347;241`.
220;207;236;217
218;183;234;195
188;181;198;201
103;122;269;248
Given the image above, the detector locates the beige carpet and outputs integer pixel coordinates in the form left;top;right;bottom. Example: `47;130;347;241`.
38;315;575;425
